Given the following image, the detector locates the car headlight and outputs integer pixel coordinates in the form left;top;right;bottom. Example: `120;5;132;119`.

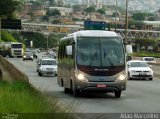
40;67;46;71
131;70;137;73
31;56;33;58
23;56;26;58
76;73;88;82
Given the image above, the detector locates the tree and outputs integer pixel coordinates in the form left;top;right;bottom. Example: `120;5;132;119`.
42;15;49;22
1;31;17;42
132;12;146;21
73;5;83;12
52;19;60;24
128;19;144;29
96;9;105;15
27;11;35;21
85;6;96;13
0;0;19;18
46;9;61;17
48;0;56;6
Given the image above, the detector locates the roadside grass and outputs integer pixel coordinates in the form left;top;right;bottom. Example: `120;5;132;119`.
0;56;79;119
0;80;55;113
0;80;78;119
131;51;160;58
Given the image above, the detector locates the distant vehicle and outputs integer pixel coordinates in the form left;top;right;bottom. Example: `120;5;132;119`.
142;57;156;63
127;60;153;80
32;50;38;59
57;30;128;98
37;57;57;76
36;49;40;53
26;48;39;59
0;42;23;57
23;52;33;61
46;49;57;59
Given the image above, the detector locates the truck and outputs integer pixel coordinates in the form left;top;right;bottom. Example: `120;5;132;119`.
0;42;23;57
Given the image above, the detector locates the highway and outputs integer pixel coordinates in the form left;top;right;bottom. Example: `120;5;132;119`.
6;56;160;114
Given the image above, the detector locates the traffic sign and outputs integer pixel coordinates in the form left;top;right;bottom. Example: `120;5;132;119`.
84;21;106;30
1;19;21;30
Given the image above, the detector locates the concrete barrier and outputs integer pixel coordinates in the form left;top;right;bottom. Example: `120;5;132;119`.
0;55;29;82
0;68;2;80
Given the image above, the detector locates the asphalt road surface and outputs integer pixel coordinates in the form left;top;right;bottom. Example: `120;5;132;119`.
6;56;160;115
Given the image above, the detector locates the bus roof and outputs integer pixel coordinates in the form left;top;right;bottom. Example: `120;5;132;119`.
67;30;118;37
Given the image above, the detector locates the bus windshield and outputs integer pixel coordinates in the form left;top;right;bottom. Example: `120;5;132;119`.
77;37;125;67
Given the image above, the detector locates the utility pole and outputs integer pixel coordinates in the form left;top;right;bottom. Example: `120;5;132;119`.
125;0;128;43
0;18;1;41
115;0;118;32
43;32;49;50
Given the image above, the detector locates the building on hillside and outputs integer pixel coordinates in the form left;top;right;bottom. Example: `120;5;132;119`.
49;7;73;16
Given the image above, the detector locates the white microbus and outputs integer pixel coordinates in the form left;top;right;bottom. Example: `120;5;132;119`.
57;30;127;98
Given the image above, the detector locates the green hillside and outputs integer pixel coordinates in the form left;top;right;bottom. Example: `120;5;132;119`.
1;31;17;42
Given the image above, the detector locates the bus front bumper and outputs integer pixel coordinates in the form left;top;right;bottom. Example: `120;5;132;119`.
75;80;127;92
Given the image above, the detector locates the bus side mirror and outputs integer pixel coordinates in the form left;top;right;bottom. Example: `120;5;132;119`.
66;45;72;56
126;45;133;54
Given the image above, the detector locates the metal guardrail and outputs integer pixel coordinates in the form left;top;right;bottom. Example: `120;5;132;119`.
21;23;160;39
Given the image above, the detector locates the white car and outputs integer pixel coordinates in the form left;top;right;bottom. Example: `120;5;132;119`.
37;57;57;76
142;57;156;63
23;52;33;61
126;60;153;80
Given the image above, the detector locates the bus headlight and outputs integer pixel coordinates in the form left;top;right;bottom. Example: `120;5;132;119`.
118;74;125;80
76;73;88;82
116;74;126;81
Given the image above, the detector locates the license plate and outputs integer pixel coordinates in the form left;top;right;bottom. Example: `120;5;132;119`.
139;73;146;76
47;72;53;74
97;84;106;88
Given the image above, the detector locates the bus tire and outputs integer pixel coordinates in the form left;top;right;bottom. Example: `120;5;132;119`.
73;89;80;97
114;90;121;98
64;87;71;94
72;82;80;97
38;72;42;76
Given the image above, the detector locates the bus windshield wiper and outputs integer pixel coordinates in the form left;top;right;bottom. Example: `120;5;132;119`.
106;57;115;67
89;52;97;66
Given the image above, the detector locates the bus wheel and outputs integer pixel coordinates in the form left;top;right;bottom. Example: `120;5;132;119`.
114;90;121;98
73;89;80;97
64;83;71;93
64;87;71;94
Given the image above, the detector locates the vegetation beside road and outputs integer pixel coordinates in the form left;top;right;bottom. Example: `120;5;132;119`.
0;57;77;119
0;80;78;119
0;80;54;113
130;51;160;58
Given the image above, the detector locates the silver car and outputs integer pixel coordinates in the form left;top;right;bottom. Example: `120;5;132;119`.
23;52;33;61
